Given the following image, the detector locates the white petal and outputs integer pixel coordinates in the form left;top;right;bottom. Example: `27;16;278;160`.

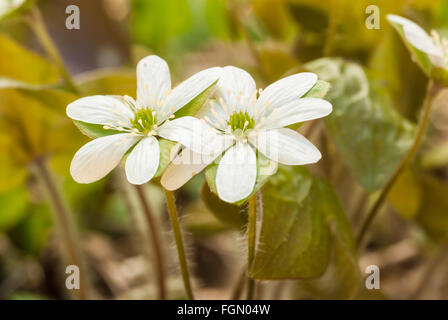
254;72;318;121
158;116;232;155
70;133;139;183
162;67;221;119
217;66;256;114
258;98;332;130
249;128;321;165
125;136;160;185
387;14;443;63
66;95;133;126
216;143;257;203
161;148;223;191
136;55;171;109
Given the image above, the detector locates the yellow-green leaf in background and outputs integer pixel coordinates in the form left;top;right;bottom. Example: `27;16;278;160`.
75;69;136;97
0;32;58;84
183;199;229;236
387;168;422;220
415;175;448;243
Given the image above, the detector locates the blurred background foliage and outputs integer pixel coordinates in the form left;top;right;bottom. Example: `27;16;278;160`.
0;0;448;300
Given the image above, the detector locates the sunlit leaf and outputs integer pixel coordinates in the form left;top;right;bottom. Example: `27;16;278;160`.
306;58;416;192
75;69;136;96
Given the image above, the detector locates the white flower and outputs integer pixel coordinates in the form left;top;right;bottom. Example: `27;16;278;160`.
161;66;332;203
67;55;220;184
387;14;448;69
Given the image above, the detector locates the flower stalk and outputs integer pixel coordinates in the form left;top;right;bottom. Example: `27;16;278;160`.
356;81;442;249
33;158;90;300
246;193;257;300
134;185;167;300
26;7;78;93
164;189;194;300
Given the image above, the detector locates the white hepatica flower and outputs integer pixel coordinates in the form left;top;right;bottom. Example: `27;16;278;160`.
67;55;220;184
161;66;332;203
387;14;448;69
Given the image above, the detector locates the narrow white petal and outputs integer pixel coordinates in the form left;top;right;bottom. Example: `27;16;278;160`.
216;143;257;203
217;66;256;113
161;148;224;191
162;67;221;119
125;136;160;185
249;128;321;165
66;95;133;126
258;98;332;130
136;55;171;109
158;116;232;155
387;14;443;61
254;72;318;121
70;133;139;183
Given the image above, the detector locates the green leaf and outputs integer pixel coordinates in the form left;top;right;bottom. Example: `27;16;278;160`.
174;81;217;118
0;0;32;21
155;138;179;177
250;166;329;280
205;152;277;205
0;187;28;231
0;32;59;84
295;179;360;299
305;58;416;192
201;182;247;230
73;120;121;139
251;165;359;292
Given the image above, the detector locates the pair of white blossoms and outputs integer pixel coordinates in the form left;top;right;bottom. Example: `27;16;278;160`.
67;56;332;203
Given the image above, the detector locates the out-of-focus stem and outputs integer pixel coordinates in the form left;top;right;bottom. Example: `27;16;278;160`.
228;0;269;83
33;158;89;300
356;81;441;249
27;7;78;93
134;185;167;300
164;189;194;300
246;194;257;300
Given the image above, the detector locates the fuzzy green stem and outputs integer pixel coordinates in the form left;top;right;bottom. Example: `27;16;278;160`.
26;7;78;93
164;189;194;300
246;194;257;300
356;81;441;249
33;158;89;300
135;185;167;300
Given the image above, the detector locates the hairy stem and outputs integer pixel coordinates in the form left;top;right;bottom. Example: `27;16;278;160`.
33;158;89;299
246;194;257;300
134;185;167;300
164;189;194;299
356;81;441;249
27;7;78;93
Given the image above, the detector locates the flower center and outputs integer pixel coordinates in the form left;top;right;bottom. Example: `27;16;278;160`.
430;30;448;66
131;107;158;134
227;111;254;136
